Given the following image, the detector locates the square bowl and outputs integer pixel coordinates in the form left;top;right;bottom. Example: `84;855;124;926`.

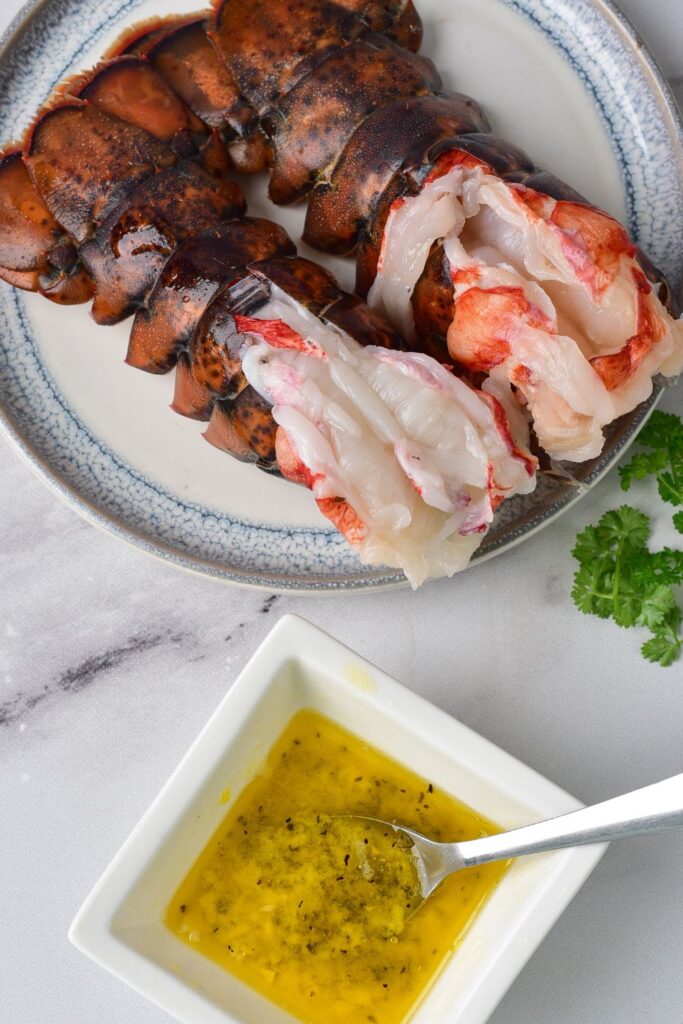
70;614;605;1024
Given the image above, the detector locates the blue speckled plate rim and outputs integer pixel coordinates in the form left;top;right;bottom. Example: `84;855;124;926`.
600;0;683;153
506;0;683;249
0;0;680;593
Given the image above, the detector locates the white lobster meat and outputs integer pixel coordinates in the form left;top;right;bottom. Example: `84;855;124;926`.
238;286;537;587
369;153;683;462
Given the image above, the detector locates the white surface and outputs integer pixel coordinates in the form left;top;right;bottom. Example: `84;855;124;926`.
1;2;683;1024
70;615;605;1024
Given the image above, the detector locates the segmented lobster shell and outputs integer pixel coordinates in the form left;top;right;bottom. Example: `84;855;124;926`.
1;0;679;483
128;216;295;373
0;150;94;303
303;92;490;253
71;55;239;184
79;158;245;324
265;33;441;204
146;20;254;136
75;56;206;142
179;254;406;467
211;0;365;116
24;101;177;243
333;0;422;50
106;14;197;58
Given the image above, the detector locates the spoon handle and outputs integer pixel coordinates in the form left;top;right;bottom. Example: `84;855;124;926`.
456;773;683;868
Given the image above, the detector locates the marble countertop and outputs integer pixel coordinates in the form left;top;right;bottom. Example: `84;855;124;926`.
2;2;683;1023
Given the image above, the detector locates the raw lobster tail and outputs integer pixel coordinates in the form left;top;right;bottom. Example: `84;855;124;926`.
232;266;537;585
0;0;681;585
354;132;538;300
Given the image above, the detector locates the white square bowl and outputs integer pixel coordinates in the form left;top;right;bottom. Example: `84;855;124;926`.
70;614;605;1024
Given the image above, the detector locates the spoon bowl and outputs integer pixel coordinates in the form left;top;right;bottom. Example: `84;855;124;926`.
345;817;468;900
346;772;683;905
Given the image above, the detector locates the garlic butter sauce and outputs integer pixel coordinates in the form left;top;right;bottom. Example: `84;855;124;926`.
166;710;506;1024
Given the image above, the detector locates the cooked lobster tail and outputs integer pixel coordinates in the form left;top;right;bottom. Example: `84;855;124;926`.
0;44;416;476
0;149;94;303
22;91;245;324
1;0;681;586
127;217;296;373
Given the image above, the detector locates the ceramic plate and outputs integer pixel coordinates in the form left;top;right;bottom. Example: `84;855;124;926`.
0;0;681;591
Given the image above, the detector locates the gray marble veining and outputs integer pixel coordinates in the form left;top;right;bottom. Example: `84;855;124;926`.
2;2;683;1023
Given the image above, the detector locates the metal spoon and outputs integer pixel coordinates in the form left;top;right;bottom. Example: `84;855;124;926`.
351;772;683;900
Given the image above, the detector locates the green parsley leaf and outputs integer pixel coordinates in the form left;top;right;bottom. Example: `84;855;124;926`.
635;411;683;449
571;563;614;619
619;450;669;491
572;506;649;566
641;548;683;586
674;511;683;535
636;585;680;631
570;503;682;668
657;470;683;507
620;411;683;510
641;633;682;668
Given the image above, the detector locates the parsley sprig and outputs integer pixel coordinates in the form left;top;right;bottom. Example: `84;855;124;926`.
571;412;683;668
619;411;683;527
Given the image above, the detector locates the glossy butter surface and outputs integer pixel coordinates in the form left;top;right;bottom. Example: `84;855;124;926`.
166;710;508;1024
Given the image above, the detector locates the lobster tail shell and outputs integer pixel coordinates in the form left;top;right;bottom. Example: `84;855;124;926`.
210;0;363;115
146;20;256;138
204;389;278;466
0;150;62;272
333;0;423;50
248;254;406;349
171;351;215;419
105;14;198;59
303;92;490;253
24;101;176;242
409;244;454;361
79;159;245;325
71;56;239;186
0;149;94;303
187;279;256;407
248;255;342;312
111;17;271;173
74;56;206;142
128;216;294;373
265;34;441;205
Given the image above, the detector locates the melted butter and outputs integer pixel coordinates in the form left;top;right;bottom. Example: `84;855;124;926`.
166;710;507;1024
345;662;377;693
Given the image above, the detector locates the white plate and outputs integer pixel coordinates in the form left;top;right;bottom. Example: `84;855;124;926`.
69;614;606;1024
0;0;681;590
